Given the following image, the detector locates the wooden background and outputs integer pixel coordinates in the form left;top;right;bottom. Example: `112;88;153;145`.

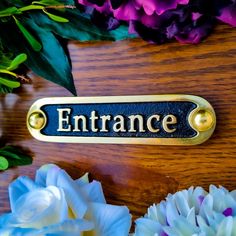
0;24;236;220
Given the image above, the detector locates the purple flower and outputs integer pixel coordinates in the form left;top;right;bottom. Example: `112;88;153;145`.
79;0;189;20
218;1;236;26
130;8;214;44
78;0;236;44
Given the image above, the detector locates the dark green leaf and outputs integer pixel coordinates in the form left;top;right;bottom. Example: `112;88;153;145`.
0;150;21;160
0;51;12;69
23;17;76;94
32;9;135;41
0;77;20;88
3;0;25;8
7;155;32;167
0;146;29;158
0;17;76;95
7;53;27;71
0;156;9;170
14;17;42;52
0;84;13;94
0;146;33;168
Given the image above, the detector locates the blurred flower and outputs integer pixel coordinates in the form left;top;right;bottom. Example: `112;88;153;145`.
78;0;236;44
79;0;189;20
129;7;215;44
218;0;236;26
0;164;131;236
134;185;236;236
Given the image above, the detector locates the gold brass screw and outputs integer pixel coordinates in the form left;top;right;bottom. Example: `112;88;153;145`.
28;111;46;130
192;109;214;132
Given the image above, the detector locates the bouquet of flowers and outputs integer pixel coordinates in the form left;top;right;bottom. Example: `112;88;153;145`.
1;164;236;235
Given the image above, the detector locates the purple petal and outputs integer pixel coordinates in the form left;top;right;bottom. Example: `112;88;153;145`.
218;5;236;27
223;208;233;217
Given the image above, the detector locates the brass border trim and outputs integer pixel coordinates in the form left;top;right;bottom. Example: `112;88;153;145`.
27;95;216;145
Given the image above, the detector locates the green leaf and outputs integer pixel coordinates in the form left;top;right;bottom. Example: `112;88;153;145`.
7;154;32;167
0;77;20;88
0;51;12;69
32;0;65;6
0;156;9;170
24;17;76;94
43;10;69;23
0;146;33;168
14;17;42;52
0;7;19;17
0;19;76;95
7;53;27;71
32;9;135;41
0;84;13;94
19;5;44;12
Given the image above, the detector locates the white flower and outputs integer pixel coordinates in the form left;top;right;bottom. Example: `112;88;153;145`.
0;164;131;236
134;185;236;236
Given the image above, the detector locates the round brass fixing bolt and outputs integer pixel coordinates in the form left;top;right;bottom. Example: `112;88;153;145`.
28;111;46;130
192;109;214;132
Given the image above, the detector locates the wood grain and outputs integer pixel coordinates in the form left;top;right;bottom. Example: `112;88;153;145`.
0;24;236;220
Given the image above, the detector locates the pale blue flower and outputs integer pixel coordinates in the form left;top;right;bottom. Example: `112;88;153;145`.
0;164;131;236
134;185;236;236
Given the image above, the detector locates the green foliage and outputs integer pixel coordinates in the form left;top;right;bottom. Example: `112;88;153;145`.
0;146;33;170
0;52;27;93
0;77;20;89
0;156;9;170
14;16;42;51
7;53;27;71
0;0;134;95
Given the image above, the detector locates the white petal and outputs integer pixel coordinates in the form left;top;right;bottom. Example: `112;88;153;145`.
187;207;196;226
231;217;236;235
216;216;233;236
199;194;213;220
7;186;68;229
35;219;94;236
35;164;61;187
174;191;191;217
76;173;89;186
163;226;181;236
172;215;199;235
57;170;88;219
147;203;166;225
9;176;38;213
80;181;106;204
166;198;179;226
47;186;68;222
88;203;131;236
134;218;162;236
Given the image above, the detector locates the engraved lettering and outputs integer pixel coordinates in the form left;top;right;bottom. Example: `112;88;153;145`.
128;115;145;133
147;115;160;133
163;114;177;133
90;111;99;132
113;115;126;132
73;115;88;132
56;109;179;134
57;108;72;132
100;115;111;132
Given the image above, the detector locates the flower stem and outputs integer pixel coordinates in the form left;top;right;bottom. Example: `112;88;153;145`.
0;69;17;77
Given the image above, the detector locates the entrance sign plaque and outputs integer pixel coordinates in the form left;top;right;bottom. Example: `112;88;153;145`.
27;95;216;145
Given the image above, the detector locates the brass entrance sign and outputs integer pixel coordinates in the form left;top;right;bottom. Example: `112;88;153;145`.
27;95;216;145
